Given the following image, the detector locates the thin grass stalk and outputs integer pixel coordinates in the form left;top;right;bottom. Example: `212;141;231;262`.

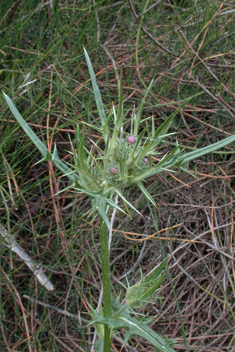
100;218;112;351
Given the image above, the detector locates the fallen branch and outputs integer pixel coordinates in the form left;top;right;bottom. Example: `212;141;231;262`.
0;223;54;291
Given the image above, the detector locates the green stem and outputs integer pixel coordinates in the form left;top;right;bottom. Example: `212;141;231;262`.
100;219;112;352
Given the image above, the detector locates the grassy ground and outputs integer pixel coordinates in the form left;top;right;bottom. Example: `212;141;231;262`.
0;0;235;351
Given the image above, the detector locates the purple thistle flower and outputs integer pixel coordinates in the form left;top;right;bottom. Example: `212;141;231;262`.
110;167;118;174
127;136;136;144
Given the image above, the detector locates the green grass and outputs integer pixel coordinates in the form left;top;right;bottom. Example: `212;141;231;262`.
1;0;235;351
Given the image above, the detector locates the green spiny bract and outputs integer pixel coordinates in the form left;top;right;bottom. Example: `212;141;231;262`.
114;138;133;162
103;160;121;185
102;135;150;187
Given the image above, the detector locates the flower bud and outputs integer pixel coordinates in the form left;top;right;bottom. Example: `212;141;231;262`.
127;136;136;144
104;162;121;185
125;256;168;309
110;167;118;174
143;157;149;165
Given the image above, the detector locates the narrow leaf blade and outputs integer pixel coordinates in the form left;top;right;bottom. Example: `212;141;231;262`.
3;93;77;183
84;48;106;128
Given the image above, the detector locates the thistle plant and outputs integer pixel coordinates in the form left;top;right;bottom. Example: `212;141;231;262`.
3;48;235;352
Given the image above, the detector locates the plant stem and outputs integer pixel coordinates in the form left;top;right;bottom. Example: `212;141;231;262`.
100;219;112;352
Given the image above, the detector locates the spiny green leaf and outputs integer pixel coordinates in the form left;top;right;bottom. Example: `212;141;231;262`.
83;48;106;129
116;68;123;126
180;134;235;165
134;79;154;136
115;188;141;216
3;93;48;156
136;182;156;206
153;96;193;143
3;93;78;184
106;197;127;216
52;144;59;160
91;310;176;352
144;255;169;283
95;195;110;229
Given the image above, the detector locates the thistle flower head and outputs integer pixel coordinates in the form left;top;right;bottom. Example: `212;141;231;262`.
110;167;118;174
103;161;121;185
127;135;136;144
